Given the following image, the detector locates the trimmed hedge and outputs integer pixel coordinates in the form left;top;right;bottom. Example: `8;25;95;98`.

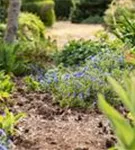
22;0;56;26
18;12;45;41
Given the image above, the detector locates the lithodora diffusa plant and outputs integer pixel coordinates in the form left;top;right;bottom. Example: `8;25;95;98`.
98;75;135;150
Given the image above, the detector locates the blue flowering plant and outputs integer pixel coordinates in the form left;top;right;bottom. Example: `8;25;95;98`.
36;48;133;108
0;129;11;150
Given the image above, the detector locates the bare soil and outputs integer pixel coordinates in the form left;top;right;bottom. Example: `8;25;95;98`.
12;78;115;150
46;21;104;48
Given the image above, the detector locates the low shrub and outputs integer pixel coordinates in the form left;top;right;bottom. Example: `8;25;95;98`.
54;39;119;66
37;48;132;108
22;0;56;26
18;37;57;68
18;12;45;41
98;74;135;150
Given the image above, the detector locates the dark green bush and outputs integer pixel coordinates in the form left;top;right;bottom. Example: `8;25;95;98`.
70;0;112;23
22;0;56;26
54;0;74;20
82;15;104;24
54;39;114;66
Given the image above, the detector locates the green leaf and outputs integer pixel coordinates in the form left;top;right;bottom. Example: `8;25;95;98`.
108;77;131;111
98;94;134;148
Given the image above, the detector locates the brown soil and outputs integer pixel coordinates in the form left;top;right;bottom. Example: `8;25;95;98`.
46;21;104;48
12;79;115;150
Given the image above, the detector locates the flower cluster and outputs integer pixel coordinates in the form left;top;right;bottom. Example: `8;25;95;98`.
34;49;133;107
0;129;11;150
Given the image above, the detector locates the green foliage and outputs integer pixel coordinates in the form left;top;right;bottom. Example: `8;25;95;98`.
0;108;25;135
0;71;14;101
54;0;74;20
0;0;8;23
54;39;118;66
104;0;135;45
98;74;135;150
70;0;111;23
24;76;42;91
0;12;45;41
22;0;56;26
0;41;27;75
42;8;56;26
81;15;104;24
18;12;45;41
0;24;6;40
39;46;131;108
18;37;57;68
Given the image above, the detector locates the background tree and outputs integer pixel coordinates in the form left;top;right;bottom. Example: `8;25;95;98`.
4;0;21;43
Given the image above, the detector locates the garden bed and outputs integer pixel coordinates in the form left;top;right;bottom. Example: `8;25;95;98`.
12;78;114;150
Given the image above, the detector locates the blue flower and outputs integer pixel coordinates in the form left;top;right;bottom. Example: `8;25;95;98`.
46;78;51;84
73;72;85;78
82;66;89;72
91;56;97;62
54;76;58;82
78;93;84;100
0;144;8;150
64;74;71;80
118;56;124;64
90;77;96;81
73;92;77;98
0;129;6;137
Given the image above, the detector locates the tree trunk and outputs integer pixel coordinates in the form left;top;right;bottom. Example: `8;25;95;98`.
4;0;21;43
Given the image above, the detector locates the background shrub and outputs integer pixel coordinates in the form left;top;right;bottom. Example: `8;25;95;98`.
22;0;56;26
70;0;112;23
104;0;135;45
54;0;74;20
0;12;45;41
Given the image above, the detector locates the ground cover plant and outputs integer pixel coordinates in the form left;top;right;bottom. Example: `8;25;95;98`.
31;40;134;108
